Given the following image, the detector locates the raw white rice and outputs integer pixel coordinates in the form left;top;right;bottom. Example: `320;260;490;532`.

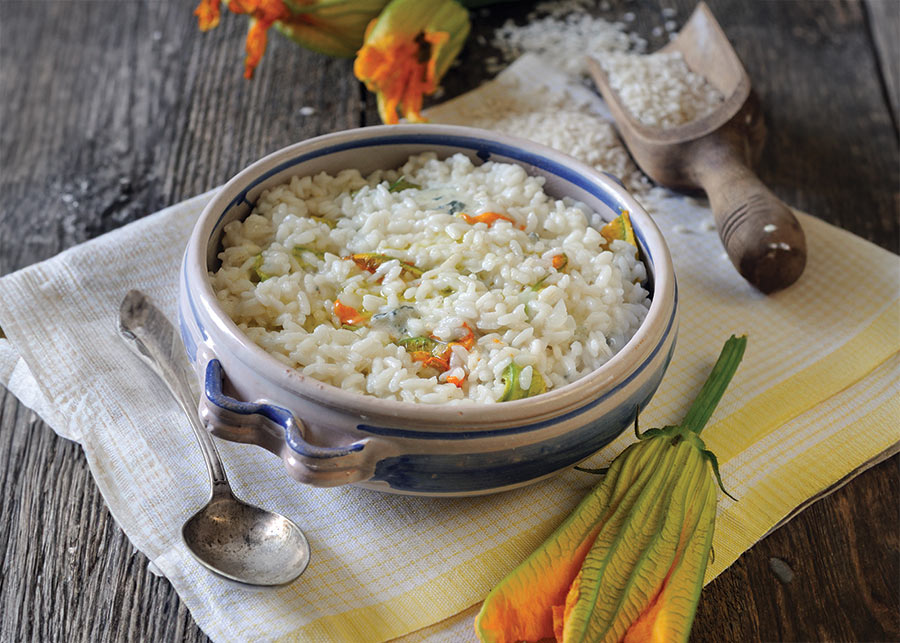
492;10;645;80
210;153;651;404
489;3;722;130
430;73;654;198
600;51;724;128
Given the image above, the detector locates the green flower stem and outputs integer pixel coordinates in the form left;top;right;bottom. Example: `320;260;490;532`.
681;335;747;435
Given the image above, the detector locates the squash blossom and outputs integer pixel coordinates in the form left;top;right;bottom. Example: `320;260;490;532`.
353;0;470;124
194;0;389;78
476;335;748;643
277;0;390;58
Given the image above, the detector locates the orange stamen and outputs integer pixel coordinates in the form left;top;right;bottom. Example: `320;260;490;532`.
552;254;568;270
354;29;448;124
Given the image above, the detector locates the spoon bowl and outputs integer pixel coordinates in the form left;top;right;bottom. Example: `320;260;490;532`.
182;492;309;587
118;289;311;587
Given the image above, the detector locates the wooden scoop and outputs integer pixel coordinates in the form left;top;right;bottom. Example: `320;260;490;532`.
587;2;806;293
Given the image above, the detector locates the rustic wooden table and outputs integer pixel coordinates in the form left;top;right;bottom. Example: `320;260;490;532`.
1;1;898;641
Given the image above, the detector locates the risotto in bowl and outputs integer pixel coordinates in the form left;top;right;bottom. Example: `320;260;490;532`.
179;124;677;496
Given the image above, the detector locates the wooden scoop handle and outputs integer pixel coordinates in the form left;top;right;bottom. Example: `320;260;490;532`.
692;143;806;293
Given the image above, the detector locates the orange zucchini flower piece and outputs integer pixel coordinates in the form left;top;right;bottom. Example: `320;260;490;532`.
348;252;423;279
354;0;470;124
410;351;450;372
333;300;368;327
203;0;293;78
195;0;389;77
600;209;637;250
476;336;747;643
195;0;222;30
459;211;519;227
446;374;466;388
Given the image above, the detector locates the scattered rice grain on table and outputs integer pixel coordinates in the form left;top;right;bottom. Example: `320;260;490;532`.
210;153;651;404
492;10;646;79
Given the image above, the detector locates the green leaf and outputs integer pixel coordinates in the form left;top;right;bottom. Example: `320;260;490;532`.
702;448;738;501
292;246;325;269
388;176;421;192
530;275;549;292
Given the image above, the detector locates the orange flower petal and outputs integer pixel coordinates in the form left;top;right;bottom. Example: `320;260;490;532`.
217;0;289;78
333;300;367;326
410;351;450;372
459;211;518;227
355;32;436;124
243;18;269;79
446;374;465;388
194;0;222;31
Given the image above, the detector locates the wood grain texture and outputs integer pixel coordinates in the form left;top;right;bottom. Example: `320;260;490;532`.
866;0;900;129
1;1;897;642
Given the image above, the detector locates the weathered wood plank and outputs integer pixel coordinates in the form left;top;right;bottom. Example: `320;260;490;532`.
0;387;211;643
866;0;900;129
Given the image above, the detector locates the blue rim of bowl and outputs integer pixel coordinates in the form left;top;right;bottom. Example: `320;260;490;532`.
215;133;635;236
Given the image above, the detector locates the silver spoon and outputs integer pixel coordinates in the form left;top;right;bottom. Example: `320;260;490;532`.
117;289;310;587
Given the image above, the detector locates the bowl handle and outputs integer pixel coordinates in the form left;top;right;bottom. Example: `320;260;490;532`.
200;359;370;486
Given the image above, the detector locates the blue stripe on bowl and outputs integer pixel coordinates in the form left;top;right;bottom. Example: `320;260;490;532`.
179;315;198;364
203;359;365;459
211;133;654;267
371;361;669;493
181;256;210;353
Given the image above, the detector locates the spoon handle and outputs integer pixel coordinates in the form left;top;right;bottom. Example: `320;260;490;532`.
118;290;230;494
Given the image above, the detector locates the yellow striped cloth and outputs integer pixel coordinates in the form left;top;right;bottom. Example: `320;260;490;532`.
0;58;896;643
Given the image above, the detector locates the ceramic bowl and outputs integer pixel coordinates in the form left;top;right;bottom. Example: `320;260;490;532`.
178;124;678;497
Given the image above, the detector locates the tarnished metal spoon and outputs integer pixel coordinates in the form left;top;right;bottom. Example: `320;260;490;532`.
117;289;310;587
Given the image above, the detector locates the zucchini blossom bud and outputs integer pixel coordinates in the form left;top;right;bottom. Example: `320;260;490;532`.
277;0;391;58
476;336;748;643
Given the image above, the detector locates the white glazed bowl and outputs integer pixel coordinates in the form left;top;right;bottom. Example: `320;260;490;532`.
179;124;678;496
